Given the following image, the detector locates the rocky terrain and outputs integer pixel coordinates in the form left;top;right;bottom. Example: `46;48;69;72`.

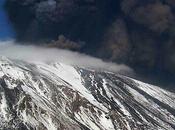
0;56;175;130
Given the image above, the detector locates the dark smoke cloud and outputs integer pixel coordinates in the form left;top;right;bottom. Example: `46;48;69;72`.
131;2;174;33
4;0;175;80
5;0;119;42
98;19;131;63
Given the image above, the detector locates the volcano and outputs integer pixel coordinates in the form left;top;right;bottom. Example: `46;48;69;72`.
0;56;175;130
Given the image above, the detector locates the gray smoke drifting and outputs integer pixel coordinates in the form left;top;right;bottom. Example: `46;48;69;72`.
0;40;132;73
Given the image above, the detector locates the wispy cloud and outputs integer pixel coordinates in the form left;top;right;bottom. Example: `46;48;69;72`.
0;40;132;73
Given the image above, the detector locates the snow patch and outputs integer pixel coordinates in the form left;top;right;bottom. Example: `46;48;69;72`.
99;112;115;130
0;92;8;121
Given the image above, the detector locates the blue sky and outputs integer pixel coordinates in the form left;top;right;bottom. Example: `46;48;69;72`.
0;0;14;39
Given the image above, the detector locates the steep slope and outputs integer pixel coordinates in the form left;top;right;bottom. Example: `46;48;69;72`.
0;56;175;130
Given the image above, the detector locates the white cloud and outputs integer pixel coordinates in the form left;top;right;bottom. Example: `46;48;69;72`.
0;40;132;73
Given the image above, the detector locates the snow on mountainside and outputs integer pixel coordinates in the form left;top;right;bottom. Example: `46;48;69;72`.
0;56;175;130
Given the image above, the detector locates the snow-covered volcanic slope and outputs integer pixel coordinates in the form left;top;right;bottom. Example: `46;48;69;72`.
0;56;175;130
